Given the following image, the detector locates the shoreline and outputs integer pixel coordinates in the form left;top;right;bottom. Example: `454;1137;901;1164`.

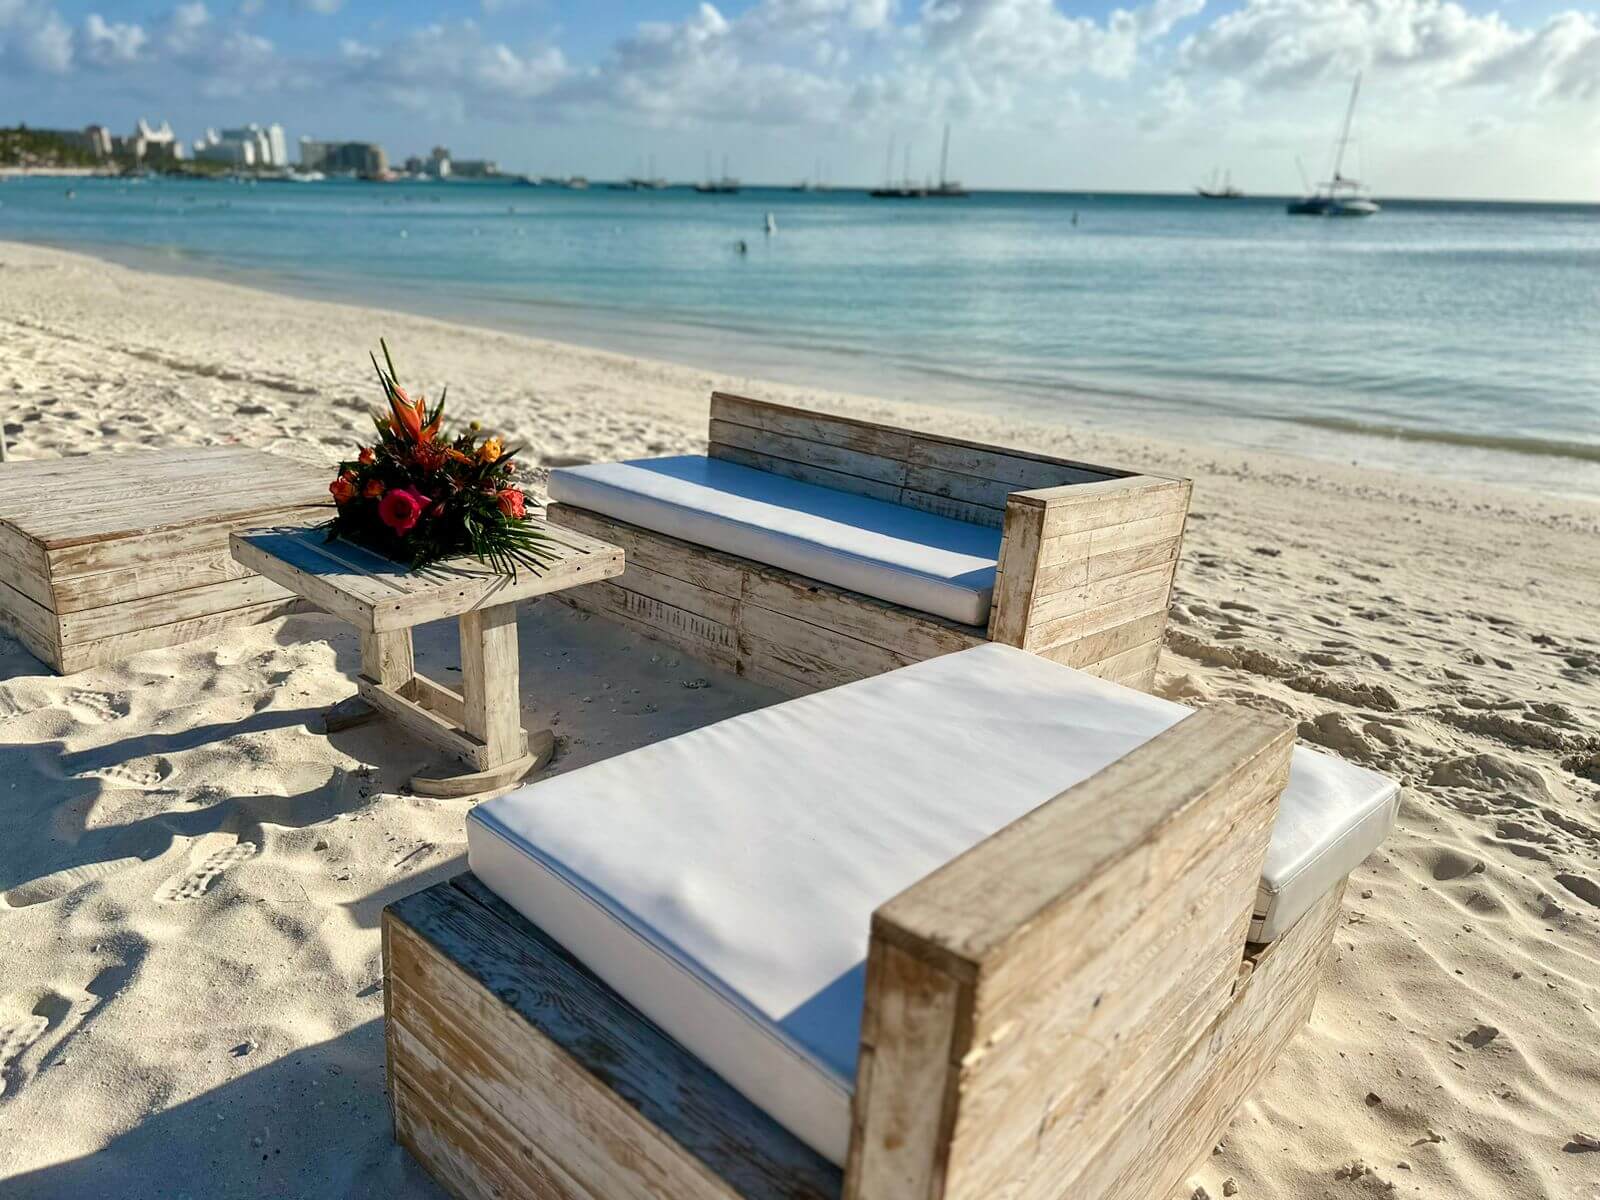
2;238;1599;1199
3;223;1598;502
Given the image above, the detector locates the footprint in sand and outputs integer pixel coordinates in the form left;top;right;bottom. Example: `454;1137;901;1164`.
63;689;130;724
157;841;258;904
78;757;173;790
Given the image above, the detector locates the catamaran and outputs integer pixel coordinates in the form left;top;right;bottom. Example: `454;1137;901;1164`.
1288;74;1380;217
1196;168;1243;199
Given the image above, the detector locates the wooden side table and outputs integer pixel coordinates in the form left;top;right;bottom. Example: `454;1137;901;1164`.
232;523;624;796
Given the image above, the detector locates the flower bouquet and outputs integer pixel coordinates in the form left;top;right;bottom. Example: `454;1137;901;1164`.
326;341;557;576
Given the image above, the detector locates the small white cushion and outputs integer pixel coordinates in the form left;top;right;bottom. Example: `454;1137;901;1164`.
467;644;1396;1166
547;455;1001;626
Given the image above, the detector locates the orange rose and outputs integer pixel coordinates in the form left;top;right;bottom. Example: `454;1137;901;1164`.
477;437;503;464
363;479;385;499
358;446;374;465
329;477;356;504
495;487;525;519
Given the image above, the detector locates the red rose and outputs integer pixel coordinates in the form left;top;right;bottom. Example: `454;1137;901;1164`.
329;477;355;504
496;487;525;519
363;479;385;499
378;487;429;534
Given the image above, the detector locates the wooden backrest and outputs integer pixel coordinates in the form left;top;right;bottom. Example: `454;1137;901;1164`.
708;393;1139;529
844;707;1294;1200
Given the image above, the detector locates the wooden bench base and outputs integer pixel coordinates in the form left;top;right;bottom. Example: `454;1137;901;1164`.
384;873;1341;1200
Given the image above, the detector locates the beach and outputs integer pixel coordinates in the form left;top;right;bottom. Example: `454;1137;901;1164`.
1;238;1598;1199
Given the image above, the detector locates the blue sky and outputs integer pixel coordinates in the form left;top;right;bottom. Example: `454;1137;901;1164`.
3;1;1598;199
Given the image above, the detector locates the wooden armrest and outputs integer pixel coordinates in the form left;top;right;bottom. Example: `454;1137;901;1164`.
846;706;1293;1200
989;475;1193;686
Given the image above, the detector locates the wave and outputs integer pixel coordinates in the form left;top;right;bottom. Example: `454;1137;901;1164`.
1266;413;1600;465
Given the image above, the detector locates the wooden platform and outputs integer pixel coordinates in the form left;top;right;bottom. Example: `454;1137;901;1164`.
0;448;330;673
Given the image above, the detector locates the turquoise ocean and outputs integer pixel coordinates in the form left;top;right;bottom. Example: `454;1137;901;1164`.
2;176;1597;498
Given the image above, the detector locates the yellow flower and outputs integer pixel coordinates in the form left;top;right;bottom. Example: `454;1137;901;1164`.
477;436;503;464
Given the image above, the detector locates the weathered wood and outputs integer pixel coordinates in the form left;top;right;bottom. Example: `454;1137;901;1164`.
360;627;415;690
0;449;328;673
460;603;523;771
384;874;843;1200
848;707;1294;1200
55;574;293;645
233;524;624;634
50;598;306;674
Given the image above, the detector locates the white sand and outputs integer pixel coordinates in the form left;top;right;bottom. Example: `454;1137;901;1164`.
1;239;1598;1199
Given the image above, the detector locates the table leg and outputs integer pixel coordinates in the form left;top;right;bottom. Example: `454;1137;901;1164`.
324;626;417;733
361;627;415;688
460;602;523;769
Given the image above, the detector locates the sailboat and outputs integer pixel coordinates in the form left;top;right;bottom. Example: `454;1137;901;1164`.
1288;74;1380;217
693;153;740;194
869;135;925;198
928;124;967;198
1196;168;1243;199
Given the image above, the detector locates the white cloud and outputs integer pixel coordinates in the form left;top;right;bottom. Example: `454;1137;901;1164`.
84;13;148;65
0;2;74;72
163;3;211;54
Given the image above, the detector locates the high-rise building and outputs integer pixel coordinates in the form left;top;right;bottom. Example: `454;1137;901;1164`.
299;137;387;177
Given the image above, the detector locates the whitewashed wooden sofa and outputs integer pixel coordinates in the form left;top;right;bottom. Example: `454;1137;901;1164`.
546;393;1191;693
383;644;1399;1200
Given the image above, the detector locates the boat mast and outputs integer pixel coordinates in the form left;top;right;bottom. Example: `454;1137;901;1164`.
1331;72;1361;182
938;124;950;189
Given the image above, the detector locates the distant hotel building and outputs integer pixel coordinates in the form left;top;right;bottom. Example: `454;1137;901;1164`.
194;122;288;168
299;137;387;177
37;119;180;164
402;146;500;179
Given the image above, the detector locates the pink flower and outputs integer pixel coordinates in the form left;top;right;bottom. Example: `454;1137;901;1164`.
378;487;429;534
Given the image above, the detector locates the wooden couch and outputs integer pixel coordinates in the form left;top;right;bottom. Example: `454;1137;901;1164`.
384;702;1343;1200
548;393;1191;693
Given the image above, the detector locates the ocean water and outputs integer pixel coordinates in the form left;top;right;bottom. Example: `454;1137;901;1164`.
3;175;1598;498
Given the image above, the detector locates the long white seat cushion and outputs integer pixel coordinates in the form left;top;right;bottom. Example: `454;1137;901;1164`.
467;644;1397;1167
546;455;1002;625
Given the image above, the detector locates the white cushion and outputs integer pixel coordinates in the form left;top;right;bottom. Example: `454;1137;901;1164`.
467;644;1397;1166
547;455;1001;626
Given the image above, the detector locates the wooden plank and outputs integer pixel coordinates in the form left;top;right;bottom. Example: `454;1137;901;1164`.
1024;576;1172;650
1032;611;1167;673
986;499;1046;646
843;940;964;1200
0;574;62;668
742;568;983;660
0;521;52;609
900;465;1015;515
738;606;914;690
49;545;256;614
358;677;485;764
48;505;327;579
560;580;740;669
56;574;293;646
708;445;906;506
848;708;1293;1200
709;419;908;488
360;627;415;690
460;603;523;771
232;525;624;634
54;597;303;674
1064;884;1343;1200
406;675;466;728
1080;637;1162;689
1035;478;1191;541
904;438;1119;489
621;561;742;627
710;393;913;460
896;490;1004;528
548;504;745;598
384;876;842;1200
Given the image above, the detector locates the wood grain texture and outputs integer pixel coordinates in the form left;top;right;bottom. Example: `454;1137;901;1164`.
548;504;984;694
384;874;842;1200
707;393;1133;529
460;603;523;770
232;522;623;634
847;707;1296;1200
54;598;304;674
